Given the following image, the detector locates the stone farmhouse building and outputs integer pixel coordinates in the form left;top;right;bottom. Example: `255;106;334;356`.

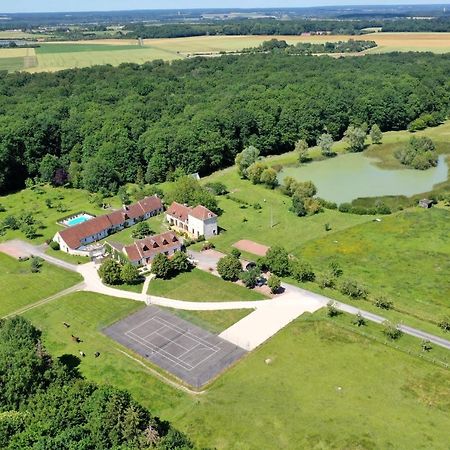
53;196;163;255
166;202;218;239
108;231;182;267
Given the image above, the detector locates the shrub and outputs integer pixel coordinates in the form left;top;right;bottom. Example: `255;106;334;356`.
438;318;450;332
217;255;242;281
49;241;60;251
151;253;172;279
99;259;122;285
204;181;228;195
374;296;393;310
239;268;260;289
352;312;366;327
267;274;281;294
421;340;432;352
171;251;192;273
340;279;368;299
265;246;290;277
22;224;37;239
131;221;151;239
290;260;315;282
329;260;343;278
326;301;341;317
30;256;43;273
121;262;141;284
317;271;335;289
230;248;241;259
3;215;19;230
338;203;352;213
253;202;262;210
201;242;215;251
382;320;402;340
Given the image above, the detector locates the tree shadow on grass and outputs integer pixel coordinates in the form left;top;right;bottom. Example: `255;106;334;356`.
58;353;82;378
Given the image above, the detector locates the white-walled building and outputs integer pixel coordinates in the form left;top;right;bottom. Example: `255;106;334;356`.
108;231;182;267
166;202;218;239
53;196;163;255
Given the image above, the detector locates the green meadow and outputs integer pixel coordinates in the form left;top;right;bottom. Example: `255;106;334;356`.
148;268;267;302
23;293;450;449
0;253;82;317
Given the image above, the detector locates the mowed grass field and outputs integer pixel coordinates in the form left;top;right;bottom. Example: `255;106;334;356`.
0;253;82;317
148;268;267;301
7;32;450;72
23;293;450;449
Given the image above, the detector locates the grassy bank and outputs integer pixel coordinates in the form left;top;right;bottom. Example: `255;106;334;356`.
0;253;82;317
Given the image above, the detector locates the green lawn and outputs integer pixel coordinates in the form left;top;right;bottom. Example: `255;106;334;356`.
298;208;450;323
0;185;122;245
45;246;90;265
161;307;252;334
148;269;267;301
200;169;371;254
22;292;192;417
0;253;82;317
23;293;450;449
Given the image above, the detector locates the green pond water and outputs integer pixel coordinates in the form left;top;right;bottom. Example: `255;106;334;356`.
278;153;449;204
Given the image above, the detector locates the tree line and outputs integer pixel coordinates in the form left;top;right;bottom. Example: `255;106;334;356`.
1;52;449;195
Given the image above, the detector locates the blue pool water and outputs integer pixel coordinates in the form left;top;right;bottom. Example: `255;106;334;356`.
65;214;94;227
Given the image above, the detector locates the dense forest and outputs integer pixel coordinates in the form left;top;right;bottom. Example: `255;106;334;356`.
0;52;449;195
0;316;196;449
124;17;450;39
124;19;378;38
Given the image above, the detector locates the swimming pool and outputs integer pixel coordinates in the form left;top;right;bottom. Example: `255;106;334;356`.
63;213;95;227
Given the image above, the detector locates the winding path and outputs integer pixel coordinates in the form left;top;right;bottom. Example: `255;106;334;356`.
2;239;450;352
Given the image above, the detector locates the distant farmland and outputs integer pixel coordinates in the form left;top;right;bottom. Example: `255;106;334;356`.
1;32;450;73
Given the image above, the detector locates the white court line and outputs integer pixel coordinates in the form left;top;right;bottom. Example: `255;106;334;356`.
126;330;195;370
125;322;223;371
133;315;221;353
127;317;165;335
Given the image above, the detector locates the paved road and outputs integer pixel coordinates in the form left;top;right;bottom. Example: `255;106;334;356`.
2;240;450;352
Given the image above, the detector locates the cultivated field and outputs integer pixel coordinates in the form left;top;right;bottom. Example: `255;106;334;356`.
0;32;448;72
0;46;37;71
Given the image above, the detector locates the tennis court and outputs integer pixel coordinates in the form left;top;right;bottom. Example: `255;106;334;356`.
104;305;246;388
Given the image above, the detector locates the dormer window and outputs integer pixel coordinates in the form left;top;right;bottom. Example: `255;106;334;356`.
162;239;168;245
142;245;149;251
172;236;178;242
153;242;159;248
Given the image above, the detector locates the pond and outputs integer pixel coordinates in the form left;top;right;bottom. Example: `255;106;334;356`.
278;153;449;204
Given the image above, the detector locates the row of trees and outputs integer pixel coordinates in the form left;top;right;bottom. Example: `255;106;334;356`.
247;38;377;55
0;316;195;449
1;52;449;194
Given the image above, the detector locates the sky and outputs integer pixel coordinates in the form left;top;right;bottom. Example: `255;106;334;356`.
1;1;448;14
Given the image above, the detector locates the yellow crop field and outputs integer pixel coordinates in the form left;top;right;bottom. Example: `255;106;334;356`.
5;32;449;73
